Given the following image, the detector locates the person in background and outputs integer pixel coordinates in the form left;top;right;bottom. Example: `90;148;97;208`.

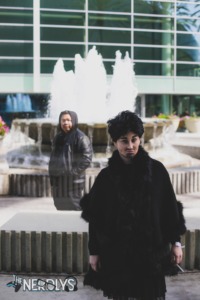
49;110;93;210
80;110;186;300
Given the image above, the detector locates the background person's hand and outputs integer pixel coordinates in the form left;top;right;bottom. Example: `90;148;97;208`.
89;255;100;272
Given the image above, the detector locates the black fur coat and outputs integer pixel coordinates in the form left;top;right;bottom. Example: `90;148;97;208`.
80;147;186;299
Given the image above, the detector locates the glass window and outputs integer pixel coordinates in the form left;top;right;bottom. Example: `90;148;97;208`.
0;59;33;73
0;0;33;7
177;33;200;48
41;44;84;58
176;63;200;76
89;29;131;44
135;62;173;76
134;0;174;15
89;0;131;13
177;48;200;62
0;42;33;56
93;45;131;59
103;61;115;75
134;31;174;46
41;59;74;74
176;1;200;22
176;18;200;33
40;28;84;42
173;95;200;117
145;94;168;117
41;11;85;26
89;13;130;28
134;46;174;61
134;16;173;30
40;0;84;10
0;25;33;40
0;8;33;24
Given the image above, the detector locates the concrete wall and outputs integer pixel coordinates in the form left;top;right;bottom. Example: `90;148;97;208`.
8;169;200;197
0;229;199;273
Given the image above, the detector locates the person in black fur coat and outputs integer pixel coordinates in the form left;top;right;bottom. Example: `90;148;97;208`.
80;111;186;300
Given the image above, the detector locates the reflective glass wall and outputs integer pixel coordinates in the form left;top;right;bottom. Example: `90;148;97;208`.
0;0;33;73
1;0;200;76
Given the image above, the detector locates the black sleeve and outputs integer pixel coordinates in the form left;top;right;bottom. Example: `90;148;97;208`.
161;165;186;243
71;135;93;175
88;223;100;255
80;169;107;255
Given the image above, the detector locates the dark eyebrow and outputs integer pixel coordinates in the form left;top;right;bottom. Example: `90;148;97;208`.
120;134;138;139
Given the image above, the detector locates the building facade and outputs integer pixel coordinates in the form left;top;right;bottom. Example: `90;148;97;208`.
0;0;200;123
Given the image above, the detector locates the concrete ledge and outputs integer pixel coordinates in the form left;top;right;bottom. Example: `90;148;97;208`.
0;230;89;273
0;229;199;273
169;169;200;194
8;169;200;197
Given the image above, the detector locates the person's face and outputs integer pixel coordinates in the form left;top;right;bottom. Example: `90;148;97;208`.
60;113;72;132
114;131;140;161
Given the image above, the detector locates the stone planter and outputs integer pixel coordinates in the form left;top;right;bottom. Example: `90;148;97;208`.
185;118;200;133
169;117;180;132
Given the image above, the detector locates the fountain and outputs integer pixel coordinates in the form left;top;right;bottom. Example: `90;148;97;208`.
0;46;199;197
6;94;33;112
50;46;108;123
4;46;198;171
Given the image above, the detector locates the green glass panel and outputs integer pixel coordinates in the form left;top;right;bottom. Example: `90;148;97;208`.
89;0;130;13
40;0;84;10
41;60;74;74
89;29;130;44
0;0;32;7
103;61;114;75
92;45;131;59
135;31;173;45
0;9;33;24
89;13;130;28
41;28;84;42
0;59;33;73
134;0;174;15
145;95;168;117
176;2;200;18
176;18;200;33
0;26;33;40
177;33;200;48
135;47;174;61
134;16;173;30
173;95;200;117
0;43;33;56
41;44;84;58
41;11;84;26
177;63;200;76
135;62;173;76
177;48;200;62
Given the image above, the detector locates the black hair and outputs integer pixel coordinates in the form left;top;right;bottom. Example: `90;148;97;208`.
107;110;144;141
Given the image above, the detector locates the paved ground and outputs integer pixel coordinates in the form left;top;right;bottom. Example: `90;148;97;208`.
0;272;200;300
0;192;200;231
0;192;200;299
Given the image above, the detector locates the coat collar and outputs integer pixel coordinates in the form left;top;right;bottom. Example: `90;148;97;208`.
108;146;152;184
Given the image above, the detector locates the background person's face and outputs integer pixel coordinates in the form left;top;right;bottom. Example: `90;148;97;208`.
60;113;72;132
114;131;140;160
